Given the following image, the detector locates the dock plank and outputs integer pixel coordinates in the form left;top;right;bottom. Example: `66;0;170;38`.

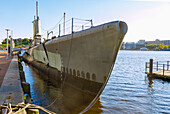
146;70;170;79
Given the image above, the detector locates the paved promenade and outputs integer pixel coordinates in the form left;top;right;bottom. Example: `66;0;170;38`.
0;53;24;105
0;51;13;87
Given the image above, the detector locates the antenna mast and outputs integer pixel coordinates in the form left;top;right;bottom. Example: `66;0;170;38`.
63;12;65;35
33;1;41;46
36;1;39;19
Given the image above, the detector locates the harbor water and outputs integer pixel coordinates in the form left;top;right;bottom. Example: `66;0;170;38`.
22;50;170;113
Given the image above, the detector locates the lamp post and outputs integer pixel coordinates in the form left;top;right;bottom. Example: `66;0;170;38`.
10;30;13;56
30;37;32;47
5;29;10;59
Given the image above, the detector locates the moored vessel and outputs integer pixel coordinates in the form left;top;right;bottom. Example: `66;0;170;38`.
22;1;128;113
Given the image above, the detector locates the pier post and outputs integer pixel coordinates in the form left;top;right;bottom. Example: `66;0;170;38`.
149;59;153;74
156;61;158;71
163;64;165;76
167;61;169;70
145;62;147;72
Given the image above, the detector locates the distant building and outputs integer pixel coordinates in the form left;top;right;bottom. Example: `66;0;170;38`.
121;42;125;49
125;42;136;49
145;39;170;45
161;40;170;45
123;39;170;50
136;40;146;49
136;39;146;45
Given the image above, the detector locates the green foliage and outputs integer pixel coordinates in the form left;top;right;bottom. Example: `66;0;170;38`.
1;38;33;47
1;38;11;44
158;44;170;49
0;44;10;49
145;44;158;50
146;43;170;50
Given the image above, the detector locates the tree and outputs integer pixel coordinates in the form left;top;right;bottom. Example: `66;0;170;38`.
145;44;158;50
1;38;11;44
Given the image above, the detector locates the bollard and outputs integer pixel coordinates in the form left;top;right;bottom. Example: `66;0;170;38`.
167;61;169;70
163;64;165;76
149;59;153;74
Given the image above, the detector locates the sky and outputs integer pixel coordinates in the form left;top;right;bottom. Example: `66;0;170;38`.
1;0;170;43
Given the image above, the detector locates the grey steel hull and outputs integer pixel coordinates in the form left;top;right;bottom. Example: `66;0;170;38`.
22;20;127;113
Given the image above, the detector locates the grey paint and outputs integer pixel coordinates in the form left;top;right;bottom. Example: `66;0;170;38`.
28;21;127;83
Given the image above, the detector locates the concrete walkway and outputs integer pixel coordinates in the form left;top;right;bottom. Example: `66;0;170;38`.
0;51;13;87
0;55;24;105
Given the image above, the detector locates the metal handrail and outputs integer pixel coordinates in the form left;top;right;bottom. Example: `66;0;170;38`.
145;59;170;76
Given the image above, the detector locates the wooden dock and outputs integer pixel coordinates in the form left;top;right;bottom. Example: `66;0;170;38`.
145;59;170;80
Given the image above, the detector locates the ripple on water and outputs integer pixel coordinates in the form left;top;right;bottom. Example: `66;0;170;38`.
22;51;170;113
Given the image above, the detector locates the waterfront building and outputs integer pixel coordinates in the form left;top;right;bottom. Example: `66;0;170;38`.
125;42;136;49
136;40;146;45
121;42;125;50
145;39;170;45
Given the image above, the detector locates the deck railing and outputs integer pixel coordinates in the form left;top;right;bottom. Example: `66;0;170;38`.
145;59;170;76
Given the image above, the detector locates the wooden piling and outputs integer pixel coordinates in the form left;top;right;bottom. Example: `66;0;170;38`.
20;71;26;82
163;64;165;76
146;60;170;80
149;59;153;74
21;82;31;97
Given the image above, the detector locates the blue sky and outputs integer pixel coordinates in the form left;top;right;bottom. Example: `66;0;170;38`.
0;0;170;43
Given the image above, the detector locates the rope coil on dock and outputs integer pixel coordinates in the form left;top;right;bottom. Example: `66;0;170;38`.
0;103;56;114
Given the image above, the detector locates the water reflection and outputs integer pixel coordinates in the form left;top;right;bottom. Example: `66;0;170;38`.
22;62;104;113
148;77;153;88
146;76;154;95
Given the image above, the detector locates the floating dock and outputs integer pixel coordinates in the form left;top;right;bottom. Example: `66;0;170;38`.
145;59;170;80
0;52;24;105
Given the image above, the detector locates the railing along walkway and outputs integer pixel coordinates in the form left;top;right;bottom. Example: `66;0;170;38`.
145;59;170;78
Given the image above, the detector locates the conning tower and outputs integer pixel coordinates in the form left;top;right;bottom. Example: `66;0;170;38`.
33;1;41;46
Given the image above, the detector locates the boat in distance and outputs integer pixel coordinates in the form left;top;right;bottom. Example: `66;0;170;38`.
22;1;128;113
